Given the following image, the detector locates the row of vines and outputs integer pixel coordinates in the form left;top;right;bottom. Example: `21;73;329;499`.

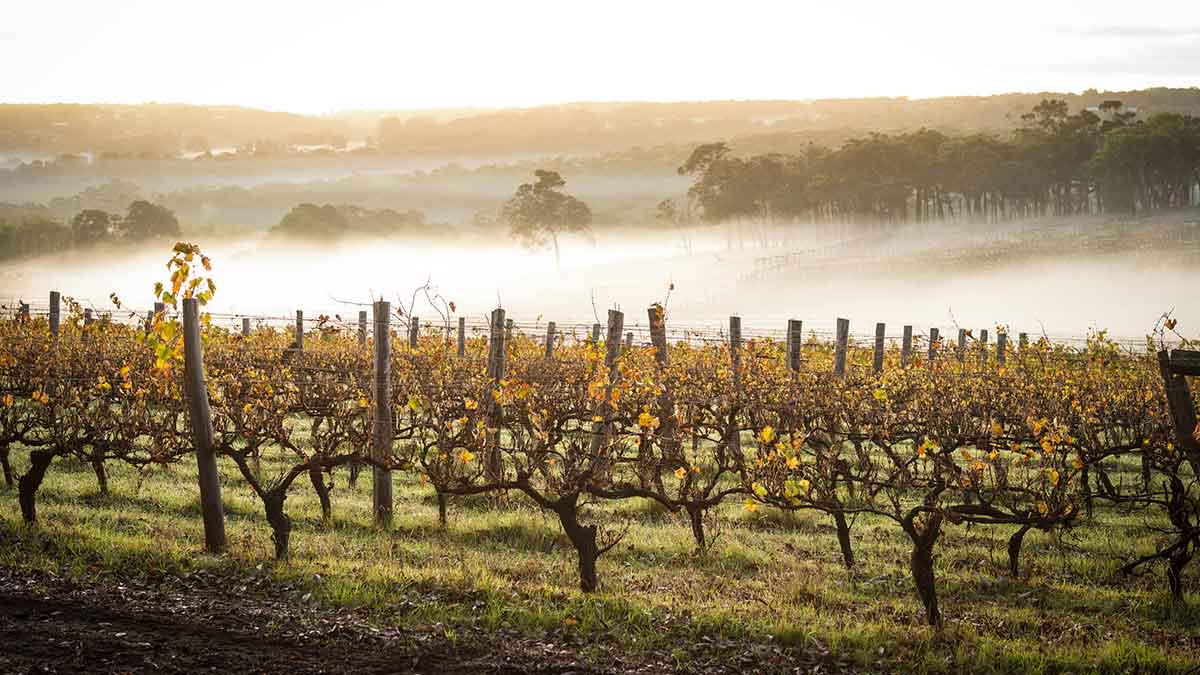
1;266;1197;629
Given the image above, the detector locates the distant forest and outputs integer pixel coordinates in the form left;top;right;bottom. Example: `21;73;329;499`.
1;92;1199;262
4;88;1200;157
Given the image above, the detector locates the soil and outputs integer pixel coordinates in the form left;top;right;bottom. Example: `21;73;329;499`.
0;566;822;674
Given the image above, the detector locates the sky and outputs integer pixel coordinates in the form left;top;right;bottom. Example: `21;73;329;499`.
2;0;1198;114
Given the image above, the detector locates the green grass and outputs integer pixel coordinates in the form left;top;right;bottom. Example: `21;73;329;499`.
1;447;1197;673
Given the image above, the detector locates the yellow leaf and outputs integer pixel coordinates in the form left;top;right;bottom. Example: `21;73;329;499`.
675;467;687;479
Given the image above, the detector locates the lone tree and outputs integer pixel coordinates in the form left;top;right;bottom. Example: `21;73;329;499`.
502;170;591;268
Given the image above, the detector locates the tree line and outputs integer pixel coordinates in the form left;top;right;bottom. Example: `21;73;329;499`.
672;100;1200;235
0;200;180;261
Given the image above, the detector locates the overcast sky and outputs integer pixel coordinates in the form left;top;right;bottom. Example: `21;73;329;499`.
2;0;1197;113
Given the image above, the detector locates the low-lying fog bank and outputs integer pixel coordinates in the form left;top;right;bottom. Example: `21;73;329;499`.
2;222;1197;345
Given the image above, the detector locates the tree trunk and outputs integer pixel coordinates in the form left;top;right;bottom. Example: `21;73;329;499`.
92;456;108;496
552;234;561;270
832;511;855;569
686;505;705;552
437;492;448;528
348;461;360;489
0;443;12;488
308;466;331;522
556;503;599;592
1008;523;1033;578
906;514;943;627
1167;549;1189;603
18;449;55;523
263;491;292;560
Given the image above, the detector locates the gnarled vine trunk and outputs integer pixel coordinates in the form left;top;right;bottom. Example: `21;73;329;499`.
437;491;448;528
18;449;55;523
555;501;599;592
1008;523;1033;578
263;490;292;560
685;505;705;552
904;513;944;627
92;456;108;496
308;466;331;522
832;511;855;569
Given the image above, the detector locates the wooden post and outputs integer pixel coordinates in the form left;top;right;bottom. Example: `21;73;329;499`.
358;310;368;348
409;316;420;349
997;332;1008;365
786;319;803;371
833;318;849;376
624;331;633;348
901;325;913;367
545;321;556;360
372;301;393;526
295;310;304;351
505;317;514;344
591;322;601;344
1019;332;1028;350
928;328;939;365
457;317;466;357
182;298;227;553
145;310;155;336
956;329;967;363
486;308;507;481
84;309;93;325
980;329;989;365
729;316;742;374
649;305;669;367
590;309;625;455
241;317;251;337
48;291;60;337
873;322;885;374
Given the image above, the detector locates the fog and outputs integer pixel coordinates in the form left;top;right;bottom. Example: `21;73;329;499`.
3;221;1196;346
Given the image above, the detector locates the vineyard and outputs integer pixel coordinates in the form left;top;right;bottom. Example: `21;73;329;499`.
2;248;1199;672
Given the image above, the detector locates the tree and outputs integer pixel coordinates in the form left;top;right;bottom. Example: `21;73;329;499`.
271;203;349;239
122;200;181;240
70;209;115;246
501;170;592;268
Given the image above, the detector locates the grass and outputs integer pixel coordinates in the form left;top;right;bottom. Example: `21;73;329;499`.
1;446;1197;673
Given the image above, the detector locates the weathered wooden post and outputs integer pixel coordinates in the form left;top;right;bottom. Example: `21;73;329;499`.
485;308;507;481
589;309;625;456
457;317;466;357
48;291;60;337
873;322;886;374
649;305;669;368
833;318;849;376
545;321;556;360
956;329;967;363
241;317;251;337
624;331;633;348
901;325;913;367
372;300;393;526
409;316;420;349
997;332;1008;365
182;297;227;553
786;319;803;371
505;317;514;344
84;309;93;326
1018;332;1028;351
928;327;939;365
591;322;601;344
295;310;304;351
358;310;368;348
980;328;989;365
